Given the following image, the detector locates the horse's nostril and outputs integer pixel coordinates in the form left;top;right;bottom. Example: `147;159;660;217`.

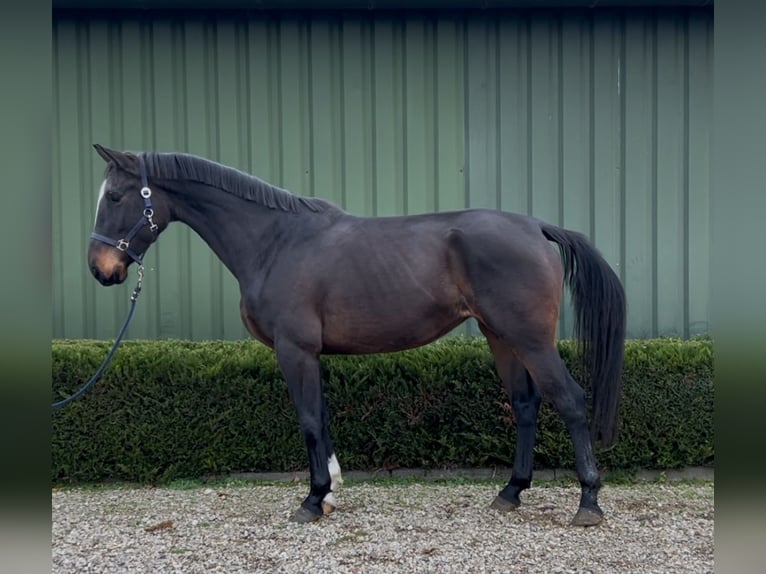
90;263;117;285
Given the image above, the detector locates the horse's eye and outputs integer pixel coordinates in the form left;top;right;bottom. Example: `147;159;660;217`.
106;189;121;203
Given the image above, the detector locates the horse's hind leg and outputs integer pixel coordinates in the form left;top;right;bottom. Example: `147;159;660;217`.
482;327;542;511
460;229;602;525
516;345;604;526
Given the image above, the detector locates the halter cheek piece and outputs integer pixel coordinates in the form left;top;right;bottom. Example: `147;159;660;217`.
90;153;159;265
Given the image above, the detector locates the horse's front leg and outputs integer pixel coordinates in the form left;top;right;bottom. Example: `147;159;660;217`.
275;338;335;523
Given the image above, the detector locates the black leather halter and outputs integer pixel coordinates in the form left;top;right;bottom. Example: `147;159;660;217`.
90;154;158;265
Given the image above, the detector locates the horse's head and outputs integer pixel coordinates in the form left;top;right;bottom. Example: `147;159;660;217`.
88;144;170;285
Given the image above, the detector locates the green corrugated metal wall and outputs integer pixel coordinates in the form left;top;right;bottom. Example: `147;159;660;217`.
53;8;712;341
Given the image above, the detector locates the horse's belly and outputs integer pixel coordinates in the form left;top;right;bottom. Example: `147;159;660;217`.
319;298;471;354
317;240;474;353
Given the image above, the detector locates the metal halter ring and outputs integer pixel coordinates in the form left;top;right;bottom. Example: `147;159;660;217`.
116;239;130;251
143;208;154;218
140;187;152;198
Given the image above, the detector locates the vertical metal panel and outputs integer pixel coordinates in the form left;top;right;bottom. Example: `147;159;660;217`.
621;14;654;339
686;10;712;337
465;8;712;338
53;8;712;341
371;19;405;216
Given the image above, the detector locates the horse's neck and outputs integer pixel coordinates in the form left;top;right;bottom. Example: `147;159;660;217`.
169;183;293;282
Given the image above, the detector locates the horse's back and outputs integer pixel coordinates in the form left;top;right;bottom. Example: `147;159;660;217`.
313;208;559;294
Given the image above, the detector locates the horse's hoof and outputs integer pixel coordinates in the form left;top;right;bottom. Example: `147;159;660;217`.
322;492;337;515
291;506;322;524
570;507;604;527
490;495;520;512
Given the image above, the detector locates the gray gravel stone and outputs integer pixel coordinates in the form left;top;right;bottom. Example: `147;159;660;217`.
52;481;713;574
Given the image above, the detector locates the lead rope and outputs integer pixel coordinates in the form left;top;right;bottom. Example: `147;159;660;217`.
52;265;144;410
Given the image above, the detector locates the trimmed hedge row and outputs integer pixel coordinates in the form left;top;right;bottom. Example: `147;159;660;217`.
52;337;713;484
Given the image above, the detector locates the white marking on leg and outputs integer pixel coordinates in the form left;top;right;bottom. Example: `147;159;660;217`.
323;492;337;509
328;453;343;491
94;179;106;224
322;453;343;513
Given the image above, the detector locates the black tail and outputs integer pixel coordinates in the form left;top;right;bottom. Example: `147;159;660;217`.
540;222;626;448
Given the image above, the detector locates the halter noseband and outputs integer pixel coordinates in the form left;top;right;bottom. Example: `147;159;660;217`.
90;154;159;265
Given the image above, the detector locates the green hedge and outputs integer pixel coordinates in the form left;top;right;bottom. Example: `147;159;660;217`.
52;337;714;484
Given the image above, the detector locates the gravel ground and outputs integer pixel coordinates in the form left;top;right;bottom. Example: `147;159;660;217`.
52;480;713;574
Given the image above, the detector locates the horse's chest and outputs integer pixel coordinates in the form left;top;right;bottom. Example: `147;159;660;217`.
240;308;274;348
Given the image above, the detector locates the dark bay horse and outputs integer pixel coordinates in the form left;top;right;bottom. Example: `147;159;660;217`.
87;145;626;527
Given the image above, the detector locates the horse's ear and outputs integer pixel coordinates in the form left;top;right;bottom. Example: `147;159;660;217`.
93;144;118;163
93;144;136;172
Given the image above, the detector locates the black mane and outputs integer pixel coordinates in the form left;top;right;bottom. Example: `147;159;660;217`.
143;152;329;213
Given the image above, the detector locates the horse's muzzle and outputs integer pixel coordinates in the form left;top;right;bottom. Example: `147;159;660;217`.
88;247;128;286
90;264;126;286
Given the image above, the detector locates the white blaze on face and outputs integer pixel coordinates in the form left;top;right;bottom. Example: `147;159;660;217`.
94;179;107;225
322;453;343;512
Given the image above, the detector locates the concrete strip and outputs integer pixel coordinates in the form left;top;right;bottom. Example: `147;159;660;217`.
210;466;713;484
